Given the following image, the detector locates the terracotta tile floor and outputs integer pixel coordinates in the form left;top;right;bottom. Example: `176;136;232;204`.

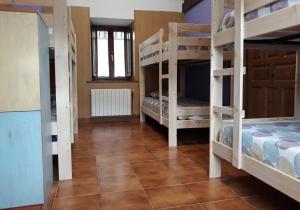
50;118;300;210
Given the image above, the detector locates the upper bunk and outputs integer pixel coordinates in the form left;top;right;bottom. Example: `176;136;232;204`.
214;0;300;47
139;23;233;67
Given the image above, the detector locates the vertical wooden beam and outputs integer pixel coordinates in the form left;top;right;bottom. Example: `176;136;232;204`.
232;0;244;169
68;10;75;144
168;23;178;147
139;45;146;122
69;8;78;135
158;29;164;124
54;0;72;180
74;37;78;134
210;0;224;178
295;48;300;119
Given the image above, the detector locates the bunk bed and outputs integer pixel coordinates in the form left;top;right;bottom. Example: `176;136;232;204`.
210;0;300;203
50;9;78;156
139;23;233;147
1;1;78;180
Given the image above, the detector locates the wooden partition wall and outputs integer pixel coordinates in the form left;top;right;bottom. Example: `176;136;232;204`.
245;49;296;118
134;10;183;98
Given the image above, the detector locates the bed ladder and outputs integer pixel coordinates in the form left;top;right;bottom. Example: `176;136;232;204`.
210;0;246;177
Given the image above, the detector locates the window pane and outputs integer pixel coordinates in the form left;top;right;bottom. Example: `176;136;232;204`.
114;31;125;77
97;31;109;77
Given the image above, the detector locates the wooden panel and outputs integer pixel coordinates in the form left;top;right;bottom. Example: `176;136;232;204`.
0;11;40;112
246;49;296;118
0;112;44;209
37;15;53;208
1;0;52;6
134;10;183;81
70;7;91;119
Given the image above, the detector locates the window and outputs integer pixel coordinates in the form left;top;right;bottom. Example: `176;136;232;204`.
91;26;133;80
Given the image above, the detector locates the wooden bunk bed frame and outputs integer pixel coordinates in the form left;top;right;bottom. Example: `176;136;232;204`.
139;23;231;147
210;0;300;202
51;7;78;154
52;0;78;180
0;1;78;180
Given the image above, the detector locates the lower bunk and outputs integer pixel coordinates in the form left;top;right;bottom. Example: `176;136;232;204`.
211;118;300;202
141;96;210;129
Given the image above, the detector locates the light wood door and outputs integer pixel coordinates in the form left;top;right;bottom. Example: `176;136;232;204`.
246;49;296;118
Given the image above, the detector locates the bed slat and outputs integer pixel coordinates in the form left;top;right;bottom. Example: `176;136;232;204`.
177;23;211;34
177;37;210;47
244;0;278;13
177;107;209;116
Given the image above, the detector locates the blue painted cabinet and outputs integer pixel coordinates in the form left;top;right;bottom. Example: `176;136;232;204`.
0;12;53;209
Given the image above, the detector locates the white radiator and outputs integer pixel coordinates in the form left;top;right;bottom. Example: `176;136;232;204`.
91;89;132;117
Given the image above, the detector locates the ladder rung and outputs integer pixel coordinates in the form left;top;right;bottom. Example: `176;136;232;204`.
162;96;169;101
162;74;169;79
213;106;234;116
213;67;246;77
213;106;246;118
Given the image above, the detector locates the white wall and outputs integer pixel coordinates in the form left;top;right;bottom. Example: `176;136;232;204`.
68;0;183;19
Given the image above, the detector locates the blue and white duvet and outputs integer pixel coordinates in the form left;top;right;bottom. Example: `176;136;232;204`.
220;121;300;179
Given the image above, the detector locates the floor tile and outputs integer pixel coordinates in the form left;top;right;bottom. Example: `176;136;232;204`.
221;176;267;197
173;167;209;184
96;153;130;165
137;171;181;188
98;163;135;178
165;204;205;210
53;119;300;210
146;185;197;209
101;190;152;210
187;181;238;203
72;166;98;179
221;160;248;178
132;161;168;174
203;198;255;210
100;174;142;192
72;157;96;168
151;148;186;160
163;157;201;171
128;150;156;162
57;177;100;197
244;194;300;210
53;195;101;210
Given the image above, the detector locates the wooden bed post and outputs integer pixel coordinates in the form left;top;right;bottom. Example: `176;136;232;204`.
158;29;164;124
168;23;178;147
210;0;224;178
139;44;146;123
232;0;244;169
295;48;300;120
54;0;72;180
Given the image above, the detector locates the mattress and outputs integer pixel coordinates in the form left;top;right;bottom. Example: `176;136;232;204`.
219;0;300;31
143;97;209;120
219;120;300;179
140;45;209;61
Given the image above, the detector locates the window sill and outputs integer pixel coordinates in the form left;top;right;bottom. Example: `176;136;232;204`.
87;80;138;84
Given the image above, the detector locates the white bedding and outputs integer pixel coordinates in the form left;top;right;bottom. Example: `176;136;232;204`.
143;97;209;120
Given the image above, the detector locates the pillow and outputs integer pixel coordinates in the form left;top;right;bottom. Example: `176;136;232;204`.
150;90;159;99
